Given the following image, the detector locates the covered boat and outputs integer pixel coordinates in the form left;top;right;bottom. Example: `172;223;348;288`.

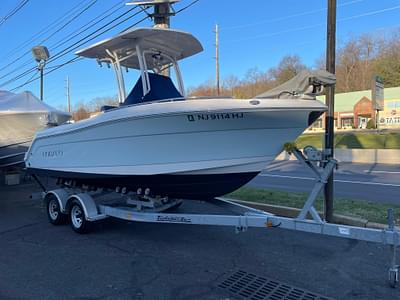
0;90;70;168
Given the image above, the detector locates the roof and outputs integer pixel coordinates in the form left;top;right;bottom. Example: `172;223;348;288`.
75;27;203;70
317;86;400;112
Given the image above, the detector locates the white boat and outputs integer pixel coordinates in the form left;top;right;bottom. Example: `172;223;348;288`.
25;27;331;200
0;90;70;168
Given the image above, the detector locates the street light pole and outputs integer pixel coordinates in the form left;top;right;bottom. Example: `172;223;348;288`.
324;0;336;222
31;45;50;101
39;64;44;101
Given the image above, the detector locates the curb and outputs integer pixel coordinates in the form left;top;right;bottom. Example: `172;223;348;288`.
227;198;394;230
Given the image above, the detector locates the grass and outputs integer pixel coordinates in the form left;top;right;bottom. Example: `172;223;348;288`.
295;132;400;149
228;187;400;224
385;133;400;148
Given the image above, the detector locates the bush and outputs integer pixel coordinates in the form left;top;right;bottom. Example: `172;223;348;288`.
366;119;376;129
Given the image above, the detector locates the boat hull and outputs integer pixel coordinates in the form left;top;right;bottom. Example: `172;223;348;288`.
26;98;326;198
29;168;259;199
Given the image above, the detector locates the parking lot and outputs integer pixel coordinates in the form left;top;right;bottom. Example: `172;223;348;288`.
0;181;399;300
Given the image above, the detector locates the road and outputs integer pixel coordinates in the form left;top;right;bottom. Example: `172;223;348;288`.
248;160;400;205
0;182;399;299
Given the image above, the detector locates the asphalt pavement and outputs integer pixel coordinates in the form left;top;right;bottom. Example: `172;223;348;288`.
1;182;400;299
248;160;400;205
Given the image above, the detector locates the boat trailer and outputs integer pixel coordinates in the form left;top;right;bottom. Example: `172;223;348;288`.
32;147;399;288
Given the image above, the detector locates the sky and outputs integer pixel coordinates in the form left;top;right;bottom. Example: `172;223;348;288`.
0;0;400;110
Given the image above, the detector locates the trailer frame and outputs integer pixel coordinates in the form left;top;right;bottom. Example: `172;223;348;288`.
33;147;399;287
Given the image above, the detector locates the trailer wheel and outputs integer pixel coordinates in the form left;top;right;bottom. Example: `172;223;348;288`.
46;195;67;225
69;200;90;234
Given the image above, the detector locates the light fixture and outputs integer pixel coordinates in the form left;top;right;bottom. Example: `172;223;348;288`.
31;46;50;63
31;45;50;101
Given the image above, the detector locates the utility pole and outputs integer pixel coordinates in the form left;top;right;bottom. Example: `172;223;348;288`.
214;23;220;96
153;2;172;28
128;0;179;76
324;0;336;222
65;76;71;113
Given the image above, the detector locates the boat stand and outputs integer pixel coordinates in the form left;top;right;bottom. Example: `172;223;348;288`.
35;147;399;287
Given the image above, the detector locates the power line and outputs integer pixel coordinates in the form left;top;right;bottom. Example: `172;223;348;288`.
9;57;83;92
45;7;143;68
50;0;125;51
37;0;99;49
0;0;30;27
0;0;92;63
220;0;363;31
338;4;400;22
175;0;201;14
0;0;124;82
0;0;98;73
0;5;141;88
8;10;149;91
225;4;400;43
11;69;39;92
6;0;200;91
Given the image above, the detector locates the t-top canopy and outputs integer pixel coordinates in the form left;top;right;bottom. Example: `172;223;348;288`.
75;27;203;70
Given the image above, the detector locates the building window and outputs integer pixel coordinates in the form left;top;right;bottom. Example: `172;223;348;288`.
341;118;353;128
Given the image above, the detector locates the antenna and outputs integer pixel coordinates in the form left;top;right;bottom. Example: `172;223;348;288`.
65;76;71;113
214;23;220;96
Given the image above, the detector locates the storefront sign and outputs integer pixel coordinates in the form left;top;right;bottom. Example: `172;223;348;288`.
379;99;400;127
379;116;400;125
372;75;384;111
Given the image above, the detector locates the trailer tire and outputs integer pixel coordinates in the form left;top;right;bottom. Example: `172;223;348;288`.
45;195;67;225
69;200;90;234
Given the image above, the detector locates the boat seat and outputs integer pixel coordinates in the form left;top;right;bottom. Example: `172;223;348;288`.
122;73;183;106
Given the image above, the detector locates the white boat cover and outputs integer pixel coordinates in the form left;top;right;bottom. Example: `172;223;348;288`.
256;70;336;100
0;90;71;124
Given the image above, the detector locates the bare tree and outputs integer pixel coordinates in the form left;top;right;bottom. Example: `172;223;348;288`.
72;102;91;121
222;75;240;97
88;95;118;112
268;55;307;85
186;30;400;99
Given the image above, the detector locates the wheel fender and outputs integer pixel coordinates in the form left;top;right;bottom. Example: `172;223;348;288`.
44;189;70;213
66;193;99;221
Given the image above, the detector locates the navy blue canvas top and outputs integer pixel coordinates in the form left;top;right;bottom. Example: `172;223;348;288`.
122;72;183;106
